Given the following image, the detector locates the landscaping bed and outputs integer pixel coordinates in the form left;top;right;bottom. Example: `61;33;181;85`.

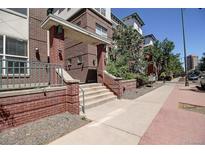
0;112;90;145
121;82;164;99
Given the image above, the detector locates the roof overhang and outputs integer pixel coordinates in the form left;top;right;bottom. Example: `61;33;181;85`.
41;14;111;45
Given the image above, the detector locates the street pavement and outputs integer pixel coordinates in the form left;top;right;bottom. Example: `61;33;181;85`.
140;81;205;144
49;83;174;144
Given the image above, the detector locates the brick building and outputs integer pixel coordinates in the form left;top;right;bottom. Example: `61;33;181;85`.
0;8;152;131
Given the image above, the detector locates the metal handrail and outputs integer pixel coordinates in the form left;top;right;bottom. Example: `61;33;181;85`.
79;86;85;114
0;59;64;91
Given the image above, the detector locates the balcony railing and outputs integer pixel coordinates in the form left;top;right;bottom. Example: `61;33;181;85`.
0;59;64;91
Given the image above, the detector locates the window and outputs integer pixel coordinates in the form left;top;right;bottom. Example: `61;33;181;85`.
96;23;107;38
101;8;106;16
6;37;27;56
95;8;106;16
0;35;3;54
77;56;82;65
0;35;28;75
67;58;72;66
7;57;27;74
7;8;27;16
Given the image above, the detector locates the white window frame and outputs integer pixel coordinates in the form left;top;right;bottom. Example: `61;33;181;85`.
95;8;106;16
96;23;108;38
0;35;29;76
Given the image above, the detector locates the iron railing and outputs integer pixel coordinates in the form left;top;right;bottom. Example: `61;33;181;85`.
79;86;85;114
0;59;64;91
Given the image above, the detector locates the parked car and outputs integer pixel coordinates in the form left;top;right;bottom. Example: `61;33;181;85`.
188;74;199;80
200;74;205;89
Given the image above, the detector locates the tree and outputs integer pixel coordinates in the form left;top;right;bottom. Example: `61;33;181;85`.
144;40;163;79
144;38;183;79
166;53;184;77
160;38;175;73
107;25;146;79
199;52;205;71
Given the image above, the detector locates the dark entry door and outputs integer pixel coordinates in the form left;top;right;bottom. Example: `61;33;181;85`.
86;69;97;83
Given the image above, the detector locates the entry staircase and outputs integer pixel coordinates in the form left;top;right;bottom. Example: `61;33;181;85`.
79;83;117;112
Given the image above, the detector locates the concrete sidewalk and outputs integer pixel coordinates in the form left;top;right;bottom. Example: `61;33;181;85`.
49;84;175;145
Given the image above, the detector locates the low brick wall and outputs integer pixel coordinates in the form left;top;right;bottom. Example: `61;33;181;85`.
120;79;138;92
103;71;138;98
0;83;79;132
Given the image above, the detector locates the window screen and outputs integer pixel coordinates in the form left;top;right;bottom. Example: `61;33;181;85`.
6;37;27;56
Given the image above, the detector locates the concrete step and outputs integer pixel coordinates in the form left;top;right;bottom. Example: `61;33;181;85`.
79;83;102;88
80;91;114;102
79;88;110;97
84;95;117;109
80;85;107;92
79;83;117;111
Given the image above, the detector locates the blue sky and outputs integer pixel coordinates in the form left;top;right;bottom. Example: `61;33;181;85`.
112;8;205;61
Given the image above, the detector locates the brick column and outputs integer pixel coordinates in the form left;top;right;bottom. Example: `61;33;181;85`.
49;25;80;115
49;25;65;65
66;82;80;114
97;44;106;83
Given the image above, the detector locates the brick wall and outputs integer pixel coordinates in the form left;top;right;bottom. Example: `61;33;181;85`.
120;79;139;92
65;8;113;83
103;71;138;98
0;83;79;132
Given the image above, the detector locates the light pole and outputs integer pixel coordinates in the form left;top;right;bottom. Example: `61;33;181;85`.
181;8;189;86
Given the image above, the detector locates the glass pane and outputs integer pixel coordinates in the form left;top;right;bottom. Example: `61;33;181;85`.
6;37;27;56
7;8;27;16
0;35;3;54
95;8;100;12
0;56;2;75
101;8;106;16
6;57;27;74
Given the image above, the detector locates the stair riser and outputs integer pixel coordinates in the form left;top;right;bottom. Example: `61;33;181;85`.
80;86;106;92
80;93;114;102
80;83;102;88
85;97;117;109
79;89;110;97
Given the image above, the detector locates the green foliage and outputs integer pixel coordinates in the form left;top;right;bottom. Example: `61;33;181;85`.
145;38;183;78
107;25;145;80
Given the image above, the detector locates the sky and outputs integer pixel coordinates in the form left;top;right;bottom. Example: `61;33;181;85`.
112;8;205;62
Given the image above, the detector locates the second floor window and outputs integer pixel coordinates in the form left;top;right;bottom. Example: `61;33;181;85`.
7;8;27;16
96;23;107;38
95;8;106;16
0;36;3;54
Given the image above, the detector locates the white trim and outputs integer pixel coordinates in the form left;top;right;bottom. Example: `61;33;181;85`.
2;54;28;59
2;35;6;75
41;14;111;45
27;8;30;75
47;30;50;57
0;8;28;19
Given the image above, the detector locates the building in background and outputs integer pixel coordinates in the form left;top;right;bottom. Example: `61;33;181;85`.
143;34;157;75
187;54;199;71
122;12;145;35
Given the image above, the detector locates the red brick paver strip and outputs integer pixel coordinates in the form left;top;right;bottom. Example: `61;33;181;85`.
139;84;205;144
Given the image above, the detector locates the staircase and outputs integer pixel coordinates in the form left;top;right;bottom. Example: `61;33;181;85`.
79;83;117;111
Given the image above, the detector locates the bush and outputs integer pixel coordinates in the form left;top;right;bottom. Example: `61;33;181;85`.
136;73;149;86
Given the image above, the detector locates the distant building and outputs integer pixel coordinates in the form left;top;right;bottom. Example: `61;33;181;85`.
122;12;145;35
144;34;157;47
187;55;199;71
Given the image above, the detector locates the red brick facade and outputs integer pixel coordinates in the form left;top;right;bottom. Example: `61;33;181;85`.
104;72;138;98
0;83;79;132
64;9;112;83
